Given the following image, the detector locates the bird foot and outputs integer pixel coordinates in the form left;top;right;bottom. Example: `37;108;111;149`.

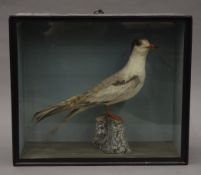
106;112;123;122
104;105;123;122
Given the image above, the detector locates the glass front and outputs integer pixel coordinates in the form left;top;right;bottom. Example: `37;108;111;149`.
16;19;185;159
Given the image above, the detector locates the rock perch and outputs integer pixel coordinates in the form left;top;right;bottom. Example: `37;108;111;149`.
93;115;131;154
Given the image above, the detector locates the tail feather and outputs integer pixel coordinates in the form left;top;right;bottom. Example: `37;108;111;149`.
33;101;69;123
33;94;85;123
32;93;94;131
49;104;95;133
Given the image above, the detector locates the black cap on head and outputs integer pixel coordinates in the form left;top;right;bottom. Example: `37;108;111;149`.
132;39;142;47
130;38;142;52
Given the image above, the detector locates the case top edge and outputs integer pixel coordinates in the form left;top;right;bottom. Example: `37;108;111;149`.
10;13;192;18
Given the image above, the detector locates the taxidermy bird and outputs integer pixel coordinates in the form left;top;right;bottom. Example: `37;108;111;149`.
33;38;157;131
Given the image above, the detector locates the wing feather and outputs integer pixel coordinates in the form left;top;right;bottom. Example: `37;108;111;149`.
76;73;140;105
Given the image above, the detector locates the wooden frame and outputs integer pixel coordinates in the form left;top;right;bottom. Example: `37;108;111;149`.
9;14;192;166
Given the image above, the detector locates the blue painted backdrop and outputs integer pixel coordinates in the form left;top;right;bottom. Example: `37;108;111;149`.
17;21;184;145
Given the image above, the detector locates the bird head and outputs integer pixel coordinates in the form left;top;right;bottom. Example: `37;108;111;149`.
131;38;157;55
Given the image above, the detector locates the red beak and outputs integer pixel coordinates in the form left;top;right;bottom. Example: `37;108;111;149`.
147;44;158;49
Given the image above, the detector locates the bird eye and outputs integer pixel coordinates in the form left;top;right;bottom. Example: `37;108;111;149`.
131;39;142;47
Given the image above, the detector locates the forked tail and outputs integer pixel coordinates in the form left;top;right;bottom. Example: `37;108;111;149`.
33;101;69;123
33;93;92;131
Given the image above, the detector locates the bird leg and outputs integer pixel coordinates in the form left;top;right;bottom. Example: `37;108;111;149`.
104;105;123;121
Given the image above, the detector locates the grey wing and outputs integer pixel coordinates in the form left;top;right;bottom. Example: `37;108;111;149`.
84;74;140;104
